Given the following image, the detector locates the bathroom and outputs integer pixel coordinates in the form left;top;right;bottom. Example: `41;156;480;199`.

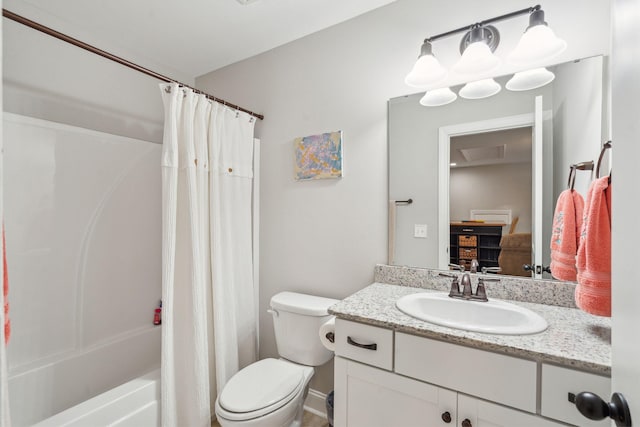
1;0;639;426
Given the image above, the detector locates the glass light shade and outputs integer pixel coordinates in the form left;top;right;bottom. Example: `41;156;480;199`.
419;87;457;107
507;25;567;66
459;79;501;99
506;68;555;91
405;54;448;88
452;41;501;75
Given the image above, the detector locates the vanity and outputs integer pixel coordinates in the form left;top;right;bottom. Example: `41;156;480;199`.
330;265;611;427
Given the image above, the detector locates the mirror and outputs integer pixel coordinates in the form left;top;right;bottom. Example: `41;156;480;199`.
388;55;608;280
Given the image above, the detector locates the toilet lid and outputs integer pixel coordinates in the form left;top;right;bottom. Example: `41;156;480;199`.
218;358;304;414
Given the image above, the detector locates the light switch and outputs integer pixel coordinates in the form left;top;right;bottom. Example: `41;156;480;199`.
414;224;428;238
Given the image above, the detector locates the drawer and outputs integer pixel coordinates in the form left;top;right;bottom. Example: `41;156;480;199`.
541;364;611;426
459;248;478;259
335;319;393;370
395;333;537;413
458;235;477;247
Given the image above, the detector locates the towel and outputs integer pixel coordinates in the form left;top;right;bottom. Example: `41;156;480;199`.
2;225;8;345
550;189;585;281
575;177;611;317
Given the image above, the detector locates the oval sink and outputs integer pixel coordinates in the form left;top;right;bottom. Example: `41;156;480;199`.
396;292;548;335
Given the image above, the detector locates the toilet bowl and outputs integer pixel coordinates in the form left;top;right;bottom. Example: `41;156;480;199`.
215;359;313;427
215;292;338;427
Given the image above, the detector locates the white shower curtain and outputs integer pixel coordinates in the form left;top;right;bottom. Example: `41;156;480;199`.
160;83;258;426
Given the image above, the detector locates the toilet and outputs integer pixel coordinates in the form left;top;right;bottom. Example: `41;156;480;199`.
214;292;338;427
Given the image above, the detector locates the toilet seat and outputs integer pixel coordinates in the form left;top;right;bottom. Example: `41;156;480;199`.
217;358;305;421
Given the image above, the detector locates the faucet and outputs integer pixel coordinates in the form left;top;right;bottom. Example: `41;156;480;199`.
448;263;465;272
469;259;480;274
460;273;473;297
441;272;500;302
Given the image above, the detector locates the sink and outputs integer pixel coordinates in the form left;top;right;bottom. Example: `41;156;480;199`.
395;292;548;335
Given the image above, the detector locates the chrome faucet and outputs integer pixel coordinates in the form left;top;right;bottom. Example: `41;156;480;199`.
440;272;500;302
448;263;465;272
470;259;480;274
460;273;473;297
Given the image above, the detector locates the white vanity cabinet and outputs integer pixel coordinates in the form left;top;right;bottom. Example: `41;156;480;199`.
334;318;610;427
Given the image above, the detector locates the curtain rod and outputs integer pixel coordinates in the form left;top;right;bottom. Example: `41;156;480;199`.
2;9;265;121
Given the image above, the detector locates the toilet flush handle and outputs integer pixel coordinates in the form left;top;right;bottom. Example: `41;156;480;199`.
267;309;279;317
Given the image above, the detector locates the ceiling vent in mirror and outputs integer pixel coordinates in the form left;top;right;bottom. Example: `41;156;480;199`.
459;145;506;163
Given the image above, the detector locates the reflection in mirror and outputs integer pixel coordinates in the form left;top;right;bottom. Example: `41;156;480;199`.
388;55;607;280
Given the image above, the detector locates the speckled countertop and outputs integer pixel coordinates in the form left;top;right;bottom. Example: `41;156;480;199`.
329;282;612;375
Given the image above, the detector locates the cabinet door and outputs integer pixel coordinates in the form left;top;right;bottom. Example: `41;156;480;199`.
457;394;566;427
334;356;457;427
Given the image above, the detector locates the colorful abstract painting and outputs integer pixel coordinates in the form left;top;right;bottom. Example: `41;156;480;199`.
294;131;343;180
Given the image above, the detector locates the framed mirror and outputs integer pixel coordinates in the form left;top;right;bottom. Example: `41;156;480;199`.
388;55;608;280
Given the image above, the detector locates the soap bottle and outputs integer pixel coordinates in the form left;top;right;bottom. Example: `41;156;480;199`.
153;300;162;325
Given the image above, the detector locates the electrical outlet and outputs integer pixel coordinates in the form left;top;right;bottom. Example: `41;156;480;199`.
414;224;428;238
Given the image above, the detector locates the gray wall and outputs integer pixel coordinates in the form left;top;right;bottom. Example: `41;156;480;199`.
552;56;605;200
450;163;532;233
195;0;611;394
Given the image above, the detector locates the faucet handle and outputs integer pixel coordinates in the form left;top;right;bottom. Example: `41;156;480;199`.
441;273;462;297
474;278;488;302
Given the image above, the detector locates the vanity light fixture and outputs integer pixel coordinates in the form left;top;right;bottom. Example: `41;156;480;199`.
405;41;447;88
452;25;502;75
405;5;565;105
507;9;567;66
419;87;457;107
506;67;555;91
459;78;502;99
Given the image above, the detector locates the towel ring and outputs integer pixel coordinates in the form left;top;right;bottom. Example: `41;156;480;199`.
567;166;577;190
596;141;612;179
567;161;594;190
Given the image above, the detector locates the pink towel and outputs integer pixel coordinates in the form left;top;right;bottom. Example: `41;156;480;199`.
3;225;8;345
550;189;584;281
575;177;611;317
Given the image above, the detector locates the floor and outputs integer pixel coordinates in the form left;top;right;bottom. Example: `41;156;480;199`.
212;411;329;427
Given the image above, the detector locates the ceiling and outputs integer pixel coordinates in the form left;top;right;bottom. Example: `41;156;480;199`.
3;0;397;83
451;127;532;168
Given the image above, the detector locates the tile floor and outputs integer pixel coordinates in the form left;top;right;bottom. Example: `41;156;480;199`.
212;411;329;427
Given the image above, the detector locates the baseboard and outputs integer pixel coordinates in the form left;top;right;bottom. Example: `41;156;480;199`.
304;388;328;419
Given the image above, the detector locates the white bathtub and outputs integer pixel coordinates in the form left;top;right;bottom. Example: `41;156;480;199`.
33;369;160;427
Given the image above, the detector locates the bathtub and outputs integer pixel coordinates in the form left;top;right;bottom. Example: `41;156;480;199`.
32;369;160;427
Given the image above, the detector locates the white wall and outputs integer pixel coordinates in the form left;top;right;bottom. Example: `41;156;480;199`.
3;15;164;425
3;18;165;143
450;163;532;233
611;0;640;417
195;0;611;394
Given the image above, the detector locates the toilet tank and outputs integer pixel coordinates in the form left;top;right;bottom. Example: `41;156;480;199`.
270;292;338;366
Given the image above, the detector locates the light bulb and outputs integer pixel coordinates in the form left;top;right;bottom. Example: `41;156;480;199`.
405;55;447;88
405;41;447;88
453;41;501;76
508;10;567;66
459;79;501;99
506;68;555;91
419;87;457;107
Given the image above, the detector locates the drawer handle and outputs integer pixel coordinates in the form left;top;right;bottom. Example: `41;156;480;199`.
462;228;474;232
441;411;452;423
347;336;377;351
461;419;472;427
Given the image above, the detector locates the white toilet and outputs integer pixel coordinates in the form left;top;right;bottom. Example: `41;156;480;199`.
214;291;338;427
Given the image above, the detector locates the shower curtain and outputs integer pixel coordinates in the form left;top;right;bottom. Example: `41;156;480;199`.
160;83;258;426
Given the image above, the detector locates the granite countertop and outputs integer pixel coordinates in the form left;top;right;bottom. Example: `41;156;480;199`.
329;282;612;375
